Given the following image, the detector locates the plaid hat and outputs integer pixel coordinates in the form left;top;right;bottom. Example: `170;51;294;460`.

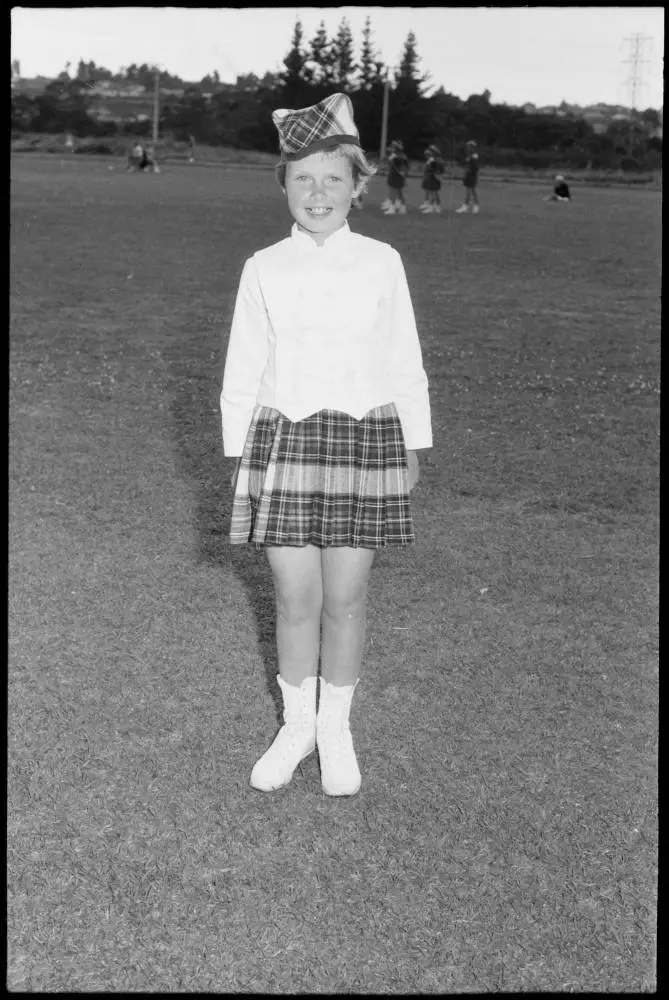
426;144;441;157
388;139;404;152
272;93;361;161
466;139;477;148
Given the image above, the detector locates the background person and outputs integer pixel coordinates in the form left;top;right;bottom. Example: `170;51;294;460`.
544;174;571;202
419;144;445;214
455;139;480;214
382;140;409;215
126;141;144;171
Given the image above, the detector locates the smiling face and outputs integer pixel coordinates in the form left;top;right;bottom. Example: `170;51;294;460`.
283;150;362;245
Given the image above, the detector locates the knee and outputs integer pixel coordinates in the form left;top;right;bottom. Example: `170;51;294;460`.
322;590;367;625
275;584;323;625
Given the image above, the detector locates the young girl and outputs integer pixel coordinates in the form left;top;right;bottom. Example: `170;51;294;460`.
455;140;480;214
419;144;445;214
221;92;432;797
381;139;409;214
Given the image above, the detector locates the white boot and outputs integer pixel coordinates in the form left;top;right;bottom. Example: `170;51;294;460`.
382;204;396;214
250;675;317;791
317;678;362;796
380;198;392;210
455;204;469;214
472;205;480;214
397;203;407;215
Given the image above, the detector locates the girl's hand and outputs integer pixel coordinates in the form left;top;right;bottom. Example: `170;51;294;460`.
230;458;242;489
406;450;420;491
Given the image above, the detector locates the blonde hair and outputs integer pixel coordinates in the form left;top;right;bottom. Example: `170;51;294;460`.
275;143;377;193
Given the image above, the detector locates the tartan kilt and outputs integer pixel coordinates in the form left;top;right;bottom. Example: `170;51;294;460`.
230;404;414;548
422;174;442;192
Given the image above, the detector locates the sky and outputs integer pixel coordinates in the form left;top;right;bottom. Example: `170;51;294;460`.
10;6;665;109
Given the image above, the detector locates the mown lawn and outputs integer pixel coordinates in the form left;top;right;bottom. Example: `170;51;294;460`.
9;155;659;992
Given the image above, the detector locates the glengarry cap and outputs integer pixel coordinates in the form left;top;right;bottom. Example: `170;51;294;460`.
272;92;361;161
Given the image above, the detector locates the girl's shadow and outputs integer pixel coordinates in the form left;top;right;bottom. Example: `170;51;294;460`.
168;360;281;716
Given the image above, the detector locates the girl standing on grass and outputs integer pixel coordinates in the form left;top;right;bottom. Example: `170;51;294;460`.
381;140;410;215
419;145;445;214
221;93;432;797
455;140;480;214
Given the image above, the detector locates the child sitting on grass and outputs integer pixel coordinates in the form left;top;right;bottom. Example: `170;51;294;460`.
221;93;433;797
544;174;571;202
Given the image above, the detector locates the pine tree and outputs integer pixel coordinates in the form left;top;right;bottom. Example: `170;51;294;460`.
330;17;357;90
394;31;430;97
306;20;333;86
351;16;386;153
389;31;433;156
358;16;381;91
280;18;311;106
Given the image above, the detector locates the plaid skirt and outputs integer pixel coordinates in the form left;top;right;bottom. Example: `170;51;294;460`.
422;175;442;192
230;404;414;548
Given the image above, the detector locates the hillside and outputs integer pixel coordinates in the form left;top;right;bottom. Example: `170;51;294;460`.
11;75;662;137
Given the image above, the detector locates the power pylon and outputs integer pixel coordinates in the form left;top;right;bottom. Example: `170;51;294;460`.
622;33;653;155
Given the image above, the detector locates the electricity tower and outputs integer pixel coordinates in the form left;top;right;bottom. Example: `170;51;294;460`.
622;33;653;156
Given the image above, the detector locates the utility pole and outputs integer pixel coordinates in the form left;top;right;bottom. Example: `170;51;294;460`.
379;69;390;160
622;34;652;156
152;67;160;145
379;66;395;160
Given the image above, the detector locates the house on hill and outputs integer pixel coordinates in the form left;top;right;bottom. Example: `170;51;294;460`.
89;81;146;98
11;76;51;95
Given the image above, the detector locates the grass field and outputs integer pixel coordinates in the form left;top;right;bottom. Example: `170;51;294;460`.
9;155;659;992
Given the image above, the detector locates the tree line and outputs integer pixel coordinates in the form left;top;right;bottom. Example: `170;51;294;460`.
11;16;662;170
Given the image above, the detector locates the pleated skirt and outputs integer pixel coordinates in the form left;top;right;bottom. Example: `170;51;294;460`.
229;404;414;549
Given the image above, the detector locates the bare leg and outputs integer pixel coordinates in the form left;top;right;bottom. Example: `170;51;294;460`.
320;547;376;687
265;545;323;686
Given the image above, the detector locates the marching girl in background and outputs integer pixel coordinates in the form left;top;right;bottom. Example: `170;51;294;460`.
221;93;432;797
419;144;445;214
455;139;480;214
381;139;410;215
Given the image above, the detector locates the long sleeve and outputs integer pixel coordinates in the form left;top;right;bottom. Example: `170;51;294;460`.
220;257;271;456
387;254;433;450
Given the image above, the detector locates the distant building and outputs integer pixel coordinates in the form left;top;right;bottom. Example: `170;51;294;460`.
11;76;51;94
90;82;146;98
87;103;124;122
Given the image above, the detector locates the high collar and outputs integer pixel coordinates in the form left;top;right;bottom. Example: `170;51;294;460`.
290;221;353;254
